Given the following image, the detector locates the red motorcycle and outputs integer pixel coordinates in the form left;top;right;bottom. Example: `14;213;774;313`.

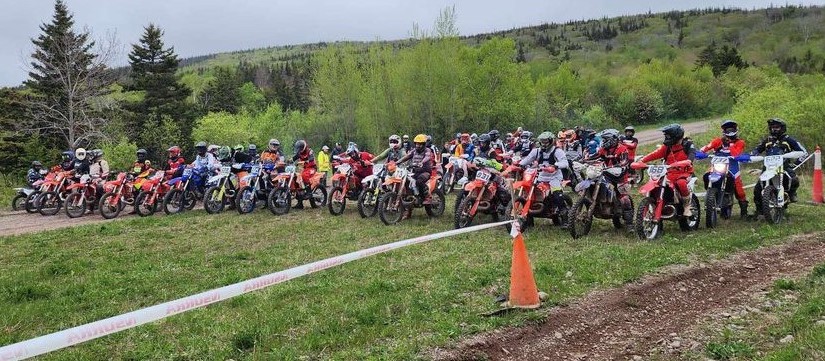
35;171;75;216
454;160;511;229
134;171;169;217
98;172;136;219
631;160;700;240
64;174;99;218
510;166;572;229
328;160;370;216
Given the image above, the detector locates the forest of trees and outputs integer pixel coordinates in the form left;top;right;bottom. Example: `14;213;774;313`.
2;1;825;181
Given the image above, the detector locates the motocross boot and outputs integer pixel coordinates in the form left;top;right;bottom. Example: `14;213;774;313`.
681;195;693;218
739;200;749;219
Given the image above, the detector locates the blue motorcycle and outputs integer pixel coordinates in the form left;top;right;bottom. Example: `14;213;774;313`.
162;165;208;215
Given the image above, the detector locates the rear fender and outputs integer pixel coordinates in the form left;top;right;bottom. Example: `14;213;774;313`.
332;173;347;182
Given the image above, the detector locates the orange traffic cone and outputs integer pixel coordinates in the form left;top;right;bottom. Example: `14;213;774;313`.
507;232;541;309
813;145;823;204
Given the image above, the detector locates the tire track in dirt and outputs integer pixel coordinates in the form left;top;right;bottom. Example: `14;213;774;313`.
433;233;825;361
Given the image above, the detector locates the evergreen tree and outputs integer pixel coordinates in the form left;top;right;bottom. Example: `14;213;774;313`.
127;23;192;157
198;67;242;114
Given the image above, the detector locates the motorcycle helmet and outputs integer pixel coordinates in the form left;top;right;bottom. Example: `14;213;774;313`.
403;134;410;141
478;133;492;152
413;134;427;152
233;144;244;153
248;144;257;157
294;140;308;156
61;150;73;162
32;160;43;169
489;129;500;141
537;132;555;151
389;134;401;149
660;124;684;146
207;144;220;154
520;131;533;141
600;129;620;149
624;125;635;136
460;133;471;144
136;149;148;162
217;146;231;161
721;120;738;139
195;141;208;155
268;139;281;151
90;149;103;161
75;148;87;161
455;133;461;140
470;133;478;142
167;146;181;159
767;118;786;137
426;135;433;148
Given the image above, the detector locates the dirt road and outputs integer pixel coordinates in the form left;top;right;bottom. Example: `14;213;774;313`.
635;119;711;146
433;233;825;361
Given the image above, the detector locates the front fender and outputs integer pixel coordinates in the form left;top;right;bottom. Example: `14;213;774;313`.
361;175;377;184
759;170;776;182
639;180;658;195
463;179;485;192
166;177;182;186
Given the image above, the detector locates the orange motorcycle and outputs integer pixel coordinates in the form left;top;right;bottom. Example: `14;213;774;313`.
134;171;170;217
35;171;75;216
510;166;572;230
377;162;445;225
328;160;371;216
98;172;137;219
453;160;512;229
267;161;327;215
64;174;100;218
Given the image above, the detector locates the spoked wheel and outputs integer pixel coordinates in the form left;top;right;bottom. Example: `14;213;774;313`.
425;189;446;217
569;197;593;239
679;194;701;231
635;197;662;240
328;187;346;215
24;191;41;213
454;195;477;229
378;191;403;225
37;191;62;216
761;185;783;224
64;191;87;218
357;189;379;218
135;191;157;217
12;194;27;211
204;186;226;214
236;186;258;214
183;190;198;210
443;172;454;194
267;188;291;215
309;186;327;208
163;189;185;215
705;188;719;229
98;192;123;219
509;197;533;232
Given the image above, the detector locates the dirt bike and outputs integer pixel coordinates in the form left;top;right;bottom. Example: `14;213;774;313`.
64;174;100;218
236;162;276;214
267;162;327;215
628;155;646;187
12;186;37;211
378;165;445;225
695;152;751;228
631;160;700;240
749;151;806;224
442;155;469;194
23;174;50;213
98;172;137;219
203;164;237;214
329;161;371;216
163;166;207;215
454;159;512;229
568;162;632;239
36;171;75;216
134;171;169;217
356;163;386;218
510;166;572;230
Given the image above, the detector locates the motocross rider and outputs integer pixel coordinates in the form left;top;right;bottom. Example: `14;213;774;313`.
164;146;186;178
488;130;505;154
518;131;570;222
132;149;152;175
337;144;374;190
374;135;407;163
475;133;512;214
292;139;318;209
248;144;258;161
750;118;808;208
27;161;45;186
59;151;74;171
639;124;697;217
72;148;91;177
398;134;435;204
700;120;749;218
192;141;220;174
587;129;634;228
453;133;475;184
511;131;534;158
261;139;285;164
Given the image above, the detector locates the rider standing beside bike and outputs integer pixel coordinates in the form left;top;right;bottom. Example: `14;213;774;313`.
398;134;435;204
587;129;634;228
293;139;318;209
621;126;638;160
750;118;808;207
700;120;749;218
639;124;696;217
518;131;570;217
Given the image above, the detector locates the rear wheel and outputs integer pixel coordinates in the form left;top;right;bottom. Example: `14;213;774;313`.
761;184;783;224
378;191;403;225
425;189;446;217
204;186;226;214
328;187;346;215
135;191;156;217
569;197;593;239
98;192;122;219
705;188;719;229
236;186;257;214
12;194;26;211
25;191;41;213
267;188;291;215
64;191;87;218
37;191;62;216
454;195;477;229
635;197;661;240
163;189;185;215
309;186;327;208
183;190;197;210
357;189;379;218
679;194;701;231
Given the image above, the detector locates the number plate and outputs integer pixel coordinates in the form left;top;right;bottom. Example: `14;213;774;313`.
476;170;492;182
711;156;729;164
285;165;296;173
764;155;783;167
183;168;193;177
339;164;351;173
220;166;231;174
395;169;408;178
647;165;667;178
251;166;261;176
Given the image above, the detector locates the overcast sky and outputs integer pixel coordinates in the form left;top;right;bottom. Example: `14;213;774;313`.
1;0;823;86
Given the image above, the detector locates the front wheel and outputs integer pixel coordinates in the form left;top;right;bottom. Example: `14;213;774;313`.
328;187;346;215
204;186;226;214
135;191;156;217
761;184;783;224
37;191;62;216
24;191;41;213
267;188;291;215
635;197;662;240
425;189;446;217
64;191;87;218
236;186;258;214
98;192;123;219
357;189;379;218
454;195;477;229
378;191;403;225
705;188;719;229
12;194;26;211
678;194;701;231
569;197;593;239
163;189;185;215
309;186;327;208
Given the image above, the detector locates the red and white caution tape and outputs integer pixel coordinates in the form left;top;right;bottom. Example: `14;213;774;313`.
0;220;513;361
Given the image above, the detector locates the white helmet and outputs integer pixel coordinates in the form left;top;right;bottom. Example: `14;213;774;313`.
389;134;401;149
75;148;87;161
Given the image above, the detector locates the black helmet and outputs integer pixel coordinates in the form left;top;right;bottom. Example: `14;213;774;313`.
136;149;147;162
624;126;635;135
661;124;684;146
61;150;73;161
721;120;738;139
767;118;786;137
601;129;620;149
479;133;492;149
195;141;208;154
294;140;307;155
488;129;500;141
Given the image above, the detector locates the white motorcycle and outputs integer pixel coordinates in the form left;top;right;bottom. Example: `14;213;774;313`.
748;151;806;224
